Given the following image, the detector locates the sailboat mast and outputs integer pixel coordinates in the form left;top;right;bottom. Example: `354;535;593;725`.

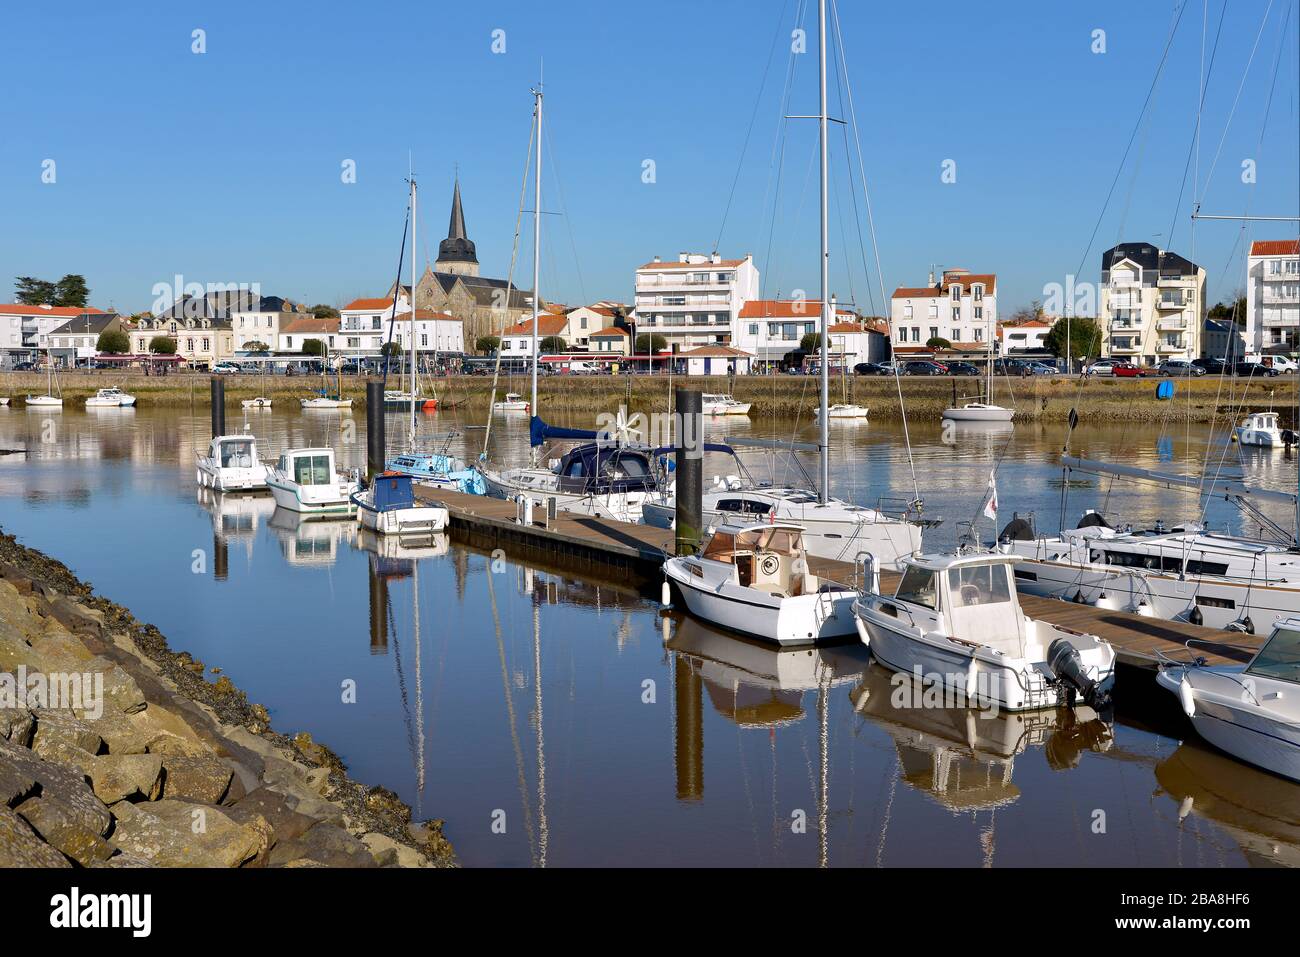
530;84;543;422
817;0;830;504
409;176;418;447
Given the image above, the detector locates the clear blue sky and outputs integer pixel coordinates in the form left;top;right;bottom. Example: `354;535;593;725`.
1;0;1295;316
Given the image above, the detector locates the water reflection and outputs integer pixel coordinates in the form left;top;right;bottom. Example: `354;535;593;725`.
268;508;355;566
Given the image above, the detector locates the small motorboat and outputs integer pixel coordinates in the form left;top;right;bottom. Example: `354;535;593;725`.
491;392;530;413
0;398;9;407
266;447;359;515
815;403;869;420
85;387;136;408
196;431;271;491
701;393;751;416
1234;411;1289;448
853;552;1115;711
1156;619;1300;782
352;471;449;535
942;402;1014;423
241;396;273;410
662;521;858;646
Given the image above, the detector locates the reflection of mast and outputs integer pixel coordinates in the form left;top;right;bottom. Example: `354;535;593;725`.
817;671;829;869
487;566;537;863
673;653;704;801
413;562;425;808
213;530;228;581
532;599;549;867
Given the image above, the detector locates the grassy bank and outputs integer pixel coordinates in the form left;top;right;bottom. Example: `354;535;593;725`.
3;369;1296;423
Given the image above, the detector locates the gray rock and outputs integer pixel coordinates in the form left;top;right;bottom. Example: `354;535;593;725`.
30;737;96;776
14;796;115;865
109;799;263;868
361;832;428;868
160;755;233;804
80;708;152;755
0;805;70;868
89;753;162;803
225;787;317;845
267;822;377;868
31;709;104;755
0;738;111;837
0;708;34;746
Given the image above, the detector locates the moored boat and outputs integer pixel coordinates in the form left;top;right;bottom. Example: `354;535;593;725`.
701;393;751;416
266;447;358;515
85;387;136;408
352;471;448;535
1234;411;1288;448
196;432;271;491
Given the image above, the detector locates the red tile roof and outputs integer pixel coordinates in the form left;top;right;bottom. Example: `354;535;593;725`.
738;299;843;319
678;345;753;357
510;314;568;337
0;304;110;317
1251;240;1300;257
590;327;630;337
281;317;338;335
891;287;942;299
892;273;997;299
639;258;747;271
341;297;397;312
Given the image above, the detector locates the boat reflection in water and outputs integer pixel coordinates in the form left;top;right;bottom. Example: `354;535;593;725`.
850;663;1113;864
196;487;276;579
268;506;356;567
1155;741;1300;868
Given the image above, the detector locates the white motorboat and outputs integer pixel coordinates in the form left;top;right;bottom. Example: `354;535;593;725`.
491;392;530;412
196;432;271;491
853;551;1116;711
266;447;358;515
702;393;751;416
0;398;9;407
85;387;136;408
815;403;869;420
241;396;273;410
352;472;449;535
664;521;859;646
1157;619;1300;782
942;402;1014;423
1234;411;1287;448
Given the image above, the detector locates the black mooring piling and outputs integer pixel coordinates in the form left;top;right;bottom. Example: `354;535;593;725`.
674;387;703;557
210;377;225;438
366;380;385;479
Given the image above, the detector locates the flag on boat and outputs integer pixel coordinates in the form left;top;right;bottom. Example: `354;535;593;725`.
982;471;998;521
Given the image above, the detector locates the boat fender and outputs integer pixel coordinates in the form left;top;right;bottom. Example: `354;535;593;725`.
1072;590;1086;604
1226;616;1255;635
1187;605;1203;626
660;579;672;610
1177;674;1196;719
1093;591;1119;611
1047;637;1110;710
1134;600;1155;617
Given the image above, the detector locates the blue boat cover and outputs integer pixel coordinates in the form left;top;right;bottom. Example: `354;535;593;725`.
530;415;601;447
374;473;415;510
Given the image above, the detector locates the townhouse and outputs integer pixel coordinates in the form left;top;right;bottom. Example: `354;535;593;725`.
47;313;126;366
1098;242;1205;365
634;253;760;352
889;268;998;350
734;299;858;365
0;304;113;366
1246;239;1300;355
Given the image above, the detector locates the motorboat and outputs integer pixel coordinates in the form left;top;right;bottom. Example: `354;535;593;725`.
266;447;359;515
1234;411;1288;448
1156;618;1300;782
663;521;858;646
853;551;1116;711
85;387;136;408
491;392;530;413
352;471;449;535
942;402;1014;423
196;432;271;491
241;396;273;410
815;403;869;420
701;393;751;416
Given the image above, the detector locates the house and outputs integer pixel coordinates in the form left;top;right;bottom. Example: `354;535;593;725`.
339;296;406;357
589;326;631;356
562;303;625;348
1098;243;1205;365
734;299;858;365
500;313;569;358
827;317;890;365
889;269;998;348
676;345;754;376
998;317;1053;355
389;310;465;357
634;252;760;351
1246;239;1300;355
47;313;125;366
1203;318;1248;362
130;293;240;366
278;316;341;354
0;304;113;366
231;296;309;352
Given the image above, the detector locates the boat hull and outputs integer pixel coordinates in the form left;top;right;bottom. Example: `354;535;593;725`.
1235;426;1283;447
266;478;357;514
196;461;269;492
355;499;449;535
942;404;1014;422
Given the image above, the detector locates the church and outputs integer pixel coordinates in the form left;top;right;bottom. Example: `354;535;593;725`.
390;178;541;350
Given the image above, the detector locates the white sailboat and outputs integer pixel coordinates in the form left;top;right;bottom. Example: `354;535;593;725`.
25;345;62;409
492;392;530;412
815;326;868;419
300;345;352;409
942;307;1012;422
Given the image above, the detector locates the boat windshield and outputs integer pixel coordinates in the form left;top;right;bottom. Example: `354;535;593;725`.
947;563;1013;607
602;455;650;479
219;439;255;469
1247;627;1300;685
293;454;333;486
895;565;937;609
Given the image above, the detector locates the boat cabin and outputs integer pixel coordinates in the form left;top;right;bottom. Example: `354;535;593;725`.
211;435;259;470
1241;412;1281;432
370;471;415;511
889;554;1027;654
698;522;818;597
552;443;657;495
276;448;338;488
1248;620;1300;684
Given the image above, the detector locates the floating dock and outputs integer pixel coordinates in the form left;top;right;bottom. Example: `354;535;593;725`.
418;487;1263;670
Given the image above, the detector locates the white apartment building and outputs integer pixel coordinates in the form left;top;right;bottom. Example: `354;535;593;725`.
734;299;858;363
338;296;408;356
231;296;308;352
634;252;760;352
389;310;465;357
998;318;1052;355
1099;242;1205;365
889;268;998;348
0;304;113;364
1246;239;1300;354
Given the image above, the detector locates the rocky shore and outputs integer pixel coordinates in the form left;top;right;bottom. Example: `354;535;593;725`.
0;530;456;868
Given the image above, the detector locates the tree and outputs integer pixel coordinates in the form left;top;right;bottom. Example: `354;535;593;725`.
15;277;56;305
1208;295;1247;324
475;335;501;354
1008;299;1045;323
52;274;89;307
381;341;403;358
148;336;177;355
926;336;952;350
96;330;130;354
635;333;667;354
310;304;340;319
1042;317;1102;363
539;335;568;354
243;340;269;352
300;338;326;356
799;332;824;353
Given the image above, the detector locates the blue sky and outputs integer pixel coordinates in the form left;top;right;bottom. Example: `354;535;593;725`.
1;0;1296;316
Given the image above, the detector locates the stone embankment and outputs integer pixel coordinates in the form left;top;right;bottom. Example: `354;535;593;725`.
0;531;456;868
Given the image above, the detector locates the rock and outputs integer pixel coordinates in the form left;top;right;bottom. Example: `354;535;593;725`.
268;822;377;868
0;739;111;837
0;805;70;867
292;732;344;771
0;758;37;806
226;787;317;845
0;708;34;746
361;832;428;868
28;629;95;666
87;658;146;714
31;709;104;755
90;853;152;868
109;800;262;867
14;796;114;866
0;630;40;673
364;786;411;826
89;753;162;803
261;766;345;827
160;755;233;804
129;704;208;757
31;737;97;776
278;858;327;868
46;595;106;639
80;709;151;755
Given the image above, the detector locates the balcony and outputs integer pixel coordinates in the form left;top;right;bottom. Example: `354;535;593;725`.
1157;296;1186;310
1109;319;1141;331
1158;275;1191;287
1263;290;1299;306
1109;341;1141;353
1157;341;1186;353
1157;316;1187;331
1108;295;1140;310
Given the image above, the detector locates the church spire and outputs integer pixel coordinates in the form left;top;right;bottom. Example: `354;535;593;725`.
437;175;478;271
447;177;468;241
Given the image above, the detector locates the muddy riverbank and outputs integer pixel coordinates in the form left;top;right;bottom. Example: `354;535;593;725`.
0;530;456;868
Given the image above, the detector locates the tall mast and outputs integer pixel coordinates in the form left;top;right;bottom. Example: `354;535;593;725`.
530;84;543;426
409;175;418;448
817;0;830;503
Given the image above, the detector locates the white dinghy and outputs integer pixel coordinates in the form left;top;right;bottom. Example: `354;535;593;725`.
663;521;858;646
853;552;1115;712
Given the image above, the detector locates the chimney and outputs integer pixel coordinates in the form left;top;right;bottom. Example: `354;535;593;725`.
679;252;689;263
653;255;661;263
710;252;720;264
927;271;935;286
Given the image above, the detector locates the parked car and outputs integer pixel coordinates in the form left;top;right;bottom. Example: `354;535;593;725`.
852;361;890;376
1261;355;1299;373
11;361;37;371
1156;359;1205;377
1021;361;1057;376
211;363;240;374
1234;361;1281;378
901;360;946;376
945;361;981;377
1192;357;1230;375
1111;362;1148;378
992;358;1026;376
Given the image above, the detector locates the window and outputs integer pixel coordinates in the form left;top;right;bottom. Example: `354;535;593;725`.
293;454;333;486
903;304;913;319
974;306;983;320
947;564;1012;607
186;338;194;351
975;328;984;342
1246;627;1300;684
951;308;959;322
894;565;937;609
950;285;961;302
420;334;428;347
715;498;773;515
929;327;939;340
973;285;984;301
201;338;209;351
748;323;758;336
927;304;938;319
580;317;587;329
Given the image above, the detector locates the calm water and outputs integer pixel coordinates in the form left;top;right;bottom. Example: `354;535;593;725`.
1;402;1299;867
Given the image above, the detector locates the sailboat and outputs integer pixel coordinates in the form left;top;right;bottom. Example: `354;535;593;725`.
25;344;62;409
815;319;868;419
942;303;1012;422
300;344;352;409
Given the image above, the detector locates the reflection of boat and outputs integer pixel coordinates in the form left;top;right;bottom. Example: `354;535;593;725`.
352;472;448;535
1157;619;1300;782
196;432;271;491
664;521;857;645
1234;411;1286;448
196;486;276;540
85;387;136;407
854;552;1115;711
268;507;354;565
702;393;751;416
266;447;358;515
1155;741;1300;867
942;402;1014;423
356;527;449;564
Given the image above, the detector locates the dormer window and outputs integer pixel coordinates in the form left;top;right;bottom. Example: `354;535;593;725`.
972;284;984;301
950;285;961;302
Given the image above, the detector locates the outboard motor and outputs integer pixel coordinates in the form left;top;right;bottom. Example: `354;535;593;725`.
1047;637;1111;710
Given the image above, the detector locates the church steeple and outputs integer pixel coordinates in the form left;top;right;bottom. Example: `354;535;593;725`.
436;176;478;275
